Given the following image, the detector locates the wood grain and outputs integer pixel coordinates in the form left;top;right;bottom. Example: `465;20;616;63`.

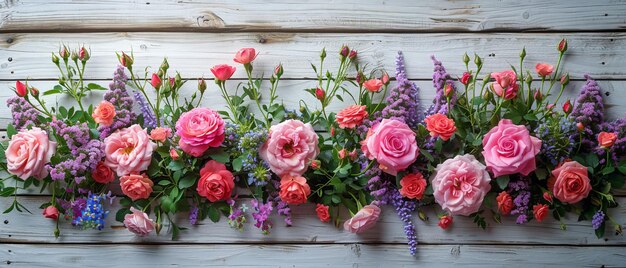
1;32;625;80
1;0;625;33
2;244;625;267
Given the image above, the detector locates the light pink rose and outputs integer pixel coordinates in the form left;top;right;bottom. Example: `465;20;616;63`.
124;207;155;236
360;119;419;176
490;70;519;99
104;124;156;176
6;127;56;180
343;204;381;233
549;160;591;204
175;108;225;157
149;127;172;142
482;119;542;177
431;154;491;216
260;120;319;177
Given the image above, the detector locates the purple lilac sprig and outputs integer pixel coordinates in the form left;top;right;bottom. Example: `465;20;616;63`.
592;211;605;230
251;199;274;235
426;56;457;116
508;177;530;224
381;51;422;129
270;178;292;226
98;65;136;138
133;90;157;129
569;75;605;152
189;206;199;225
6;96;39;130
227;199;247;231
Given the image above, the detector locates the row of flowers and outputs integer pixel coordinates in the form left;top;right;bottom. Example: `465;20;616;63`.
1;40;625;255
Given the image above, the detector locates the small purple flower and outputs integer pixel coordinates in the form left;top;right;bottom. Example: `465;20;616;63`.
592;211;605;230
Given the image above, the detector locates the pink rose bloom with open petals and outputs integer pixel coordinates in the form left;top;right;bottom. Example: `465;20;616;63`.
6;127;56;180
535;63;554;77
120;173;153;201
260;119;319;177
233;48;257;64
335;105;368;129
92;100;116;126
549;160;591;204
343;204;381;233
149;127;172;142
124;207;155;236
361;119;419;176
175;108;225;157
104;124;156;176
490;70;519;99
197;160;235;202
431;154;491;216
482;119;542;177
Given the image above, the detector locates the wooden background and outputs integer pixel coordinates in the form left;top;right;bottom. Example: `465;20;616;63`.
1;1;626;267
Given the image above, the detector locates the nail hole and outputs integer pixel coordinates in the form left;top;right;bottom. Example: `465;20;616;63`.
602;62;606;65
6;260;11;265
7;250;11;253
6;38;13;44
146;2;150;4
610;39;614;42
258;38;267;44
605;13;608;16
3;220;8;224
605;92;611;96
10;71;14;74
7;57;12;62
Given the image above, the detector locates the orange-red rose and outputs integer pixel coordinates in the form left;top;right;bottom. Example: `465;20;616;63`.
279;175;311;205
533;204;549;222
399;173;427;200
598;132;617;148
424;113;457;141
197;160;235;202
92;162;115;184
496;191;514;215
120;173;153;201
315;204;330;223
438;215;453;229
335;105;368;129
92;100;116;126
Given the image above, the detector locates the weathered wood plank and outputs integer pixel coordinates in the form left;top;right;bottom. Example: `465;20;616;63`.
1;32;625;80
2;243;625;267
1;0;625;33
1;196;624;245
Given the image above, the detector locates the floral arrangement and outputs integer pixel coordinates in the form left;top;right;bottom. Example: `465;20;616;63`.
1;40;624;255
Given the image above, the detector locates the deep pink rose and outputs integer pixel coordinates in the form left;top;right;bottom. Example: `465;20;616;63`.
482;119;542;177
361;119;419;176
124;207;155;236
233;48;257;64
42;205;59;220
175;108;225;157
549;160;591;204
260;120;319;177
197;160;235;202
343;204;381;233
490;70;519;99
104;124;156;176
210;64;236;81
6;127;56;180
431;154;491;216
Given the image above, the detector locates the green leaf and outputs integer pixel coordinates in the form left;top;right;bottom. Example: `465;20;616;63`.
115;208;131;222
606;174;625;189
496;175;510;190
586;154;600;168
6;124;17;139
208;206;220;223
535;168;549;180
420;149;434;162
87;83;107;90
158;180;171;186
210;151;230;164
602;166;616;175
43;88;62;96
595;222;606;238
0;187;16;197
178;174;196;189
618;166;626;175
167;161;185;171
232;157;244;172
331;195;341;204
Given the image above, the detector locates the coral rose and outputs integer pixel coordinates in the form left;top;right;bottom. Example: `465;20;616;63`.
124;207;155;236
424;113;457;141
438;215;453;229
175;108;225;157
210;64;236;81
482;119;542;177
197;160;235;202
316;204;330;223
260;119;319;177
533;204;549;222
104;124;156;176
598;132;617;148
431;154;491;216
343;204;381;233
233;48;257;64
169;148;179;160
549;160;591;204
120;173;153;201
535;63;554;77
363;79;383;92
92;100;116;126
335;105;368;129
42;206;59;220
490;70;519;99
399;173;427;200
361;119;419;176
496;191;514;215
92;162;115;184
6;127;56;180
149;127;172;142
279;175;311;205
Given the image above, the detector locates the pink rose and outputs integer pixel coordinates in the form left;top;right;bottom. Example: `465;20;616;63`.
124;207;155;236
279;175;311;205
42;205;59;220
92;162;115;184
233;48;257;64
533;204;549;222
343;204;381;233
169;148;179;160
175;108;225;157
260;120;319;177
361;119;419;176
598;132;617;148
363;79;383;92
482;119;542;177
438;215;453;229
120;173;153;201
150;127;172;142
210;64;236;81
316;204;330;223
424;113;457;141
92;100;116;126
549;160;591;204
104;124;156;176
431;154;491;216
6;127;56;180
197;160;235;202
535;63;554;77
490;70;519;99
335;105;368;129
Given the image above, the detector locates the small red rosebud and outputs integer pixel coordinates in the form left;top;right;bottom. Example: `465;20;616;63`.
534;89;543;101
30;86;39;97
150;73;162;90
356;72;364;85
315;87;325;101
310;160;321;170
79;47;89;61
562;100;572;114
274;64;283;77
42;206;59;220
340;46;349;58
170;148;179;160
576;122;584;132
546;104;555;110
169;77;175;88
119;52;133;67
15;80;27;97
543;192;553;204
557;38;568;53
438;215;453;230
330;127;335;137
460;72;471;85
560;73;570;86
338;149;348;159
348;50;357;60
381;72;390;85
444;84;454;98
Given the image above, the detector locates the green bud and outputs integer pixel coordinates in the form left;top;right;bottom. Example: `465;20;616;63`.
70;51;78;62
520;47;526;60
560;73;570;86
474;54;482;67
160;58;169;72
51;53;59;65
525;71;533;85
198;77;207;93
320;48;327;60
463;53;470;65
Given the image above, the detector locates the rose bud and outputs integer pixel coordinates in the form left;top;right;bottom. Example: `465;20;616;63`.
560;73;570;86
30;86;40;98
15;80;27;97
119;52;133;68
274;64;284;77
381;71;390;85
338;149;348;159
150;73;162;90
460;72;471;85
534;89;543;101
546;103;555;110
320;48;327;60
562;100;572;114
520;47;526;60
330;127;335;137
198;77;207;93
444;84;454;98
349;149;358;161
169;77;175;88
356;71;364;85
70;50;78;61
557;38;568;53
340;46;349;58
310;160;321;170
576;122;584;132
463;53;470;65
543;192;553;204
170;148;179;160
52;53;60;65
160;58;169;72
59;46;69;60
43;206;59;220
315;87;325;101
349;50;357;60
474;54;482;68
438;215;453;229
79;47;90;61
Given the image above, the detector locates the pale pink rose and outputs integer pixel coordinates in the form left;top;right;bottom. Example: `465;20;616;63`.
124;207;155;236
92;100;116;126
120;173;153;201
6;127;56;180
104;124;156;176
363;79;383;92
549;160;591;204
360;119;419;176
535;63;554;77
482;119;542;177
175;108;225;157
335;105;368;129
233;48;257;64
344;204;381;233
490;70;519;99
260;120;319;177
431;154;491;216
149;127;172;142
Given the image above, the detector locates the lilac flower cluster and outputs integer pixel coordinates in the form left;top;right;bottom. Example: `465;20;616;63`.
534;115;576;166
48;120;105;184
592;210;605;230
189;206;199;225
58;197;86;222
380;51;422;129
6;96;39;130
251;199;273;234
508;177;530;224
227;199;247;231
271;179;292;226
72;193;109;230
600;116;626;164
426;56;457;116
569;75;605;151
133;91;157;129
98;65;136;138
